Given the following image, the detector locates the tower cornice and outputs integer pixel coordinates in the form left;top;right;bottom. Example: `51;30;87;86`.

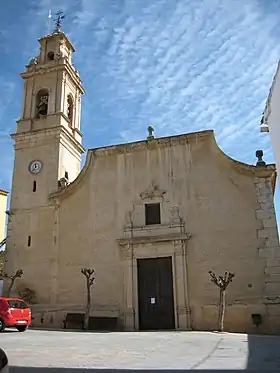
11;125;85;154
20;62;85;95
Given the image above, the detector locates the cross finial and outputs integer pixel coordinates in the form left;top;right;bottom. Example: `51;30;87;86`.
256;150;266;167
53;10;65;33
147;125;154;140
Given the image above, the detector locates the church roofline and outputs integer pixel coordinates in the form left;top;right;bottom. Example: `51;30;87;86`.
50;129;276;200
89;129;213;154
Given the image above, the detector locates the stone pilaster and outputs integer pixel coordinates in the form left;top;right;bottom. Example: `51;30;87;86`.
174;240;191;330
255;177;280;303
121;244;136;330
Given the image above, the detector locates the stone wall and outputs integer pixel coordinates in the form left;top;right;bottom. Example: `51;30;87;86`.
6;130;280;334
255;176;280;332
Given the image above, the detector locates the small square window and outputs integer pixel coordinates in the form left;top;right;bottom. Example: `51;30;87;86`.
145;203;161;225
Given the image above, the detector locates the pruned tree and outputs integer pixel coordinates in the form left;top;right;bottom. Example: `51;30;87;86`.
81;268;95;330
1;269;23;297
208;270;235;332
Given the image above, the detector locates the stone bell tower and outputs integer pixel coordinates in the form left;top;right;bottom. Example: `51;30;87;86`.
10;22;85;211
4;19;85;302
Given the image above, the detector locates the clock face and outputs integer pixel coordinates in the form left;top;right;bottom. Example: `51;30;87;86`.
29;160;42;174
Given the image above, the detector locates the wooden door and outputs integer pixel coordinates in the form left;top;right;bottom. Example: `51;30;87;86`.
137;256;175;330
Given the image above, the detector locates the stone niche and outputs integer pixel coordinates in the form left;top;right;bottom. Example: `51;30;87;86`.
121;181;186;241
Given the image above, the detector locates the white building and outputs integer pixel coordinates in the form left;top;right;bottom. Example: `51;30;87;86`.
261;62;280;174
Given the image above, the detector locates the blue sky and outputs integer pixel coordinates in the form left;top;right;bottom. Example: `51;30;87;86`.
0;0;280;222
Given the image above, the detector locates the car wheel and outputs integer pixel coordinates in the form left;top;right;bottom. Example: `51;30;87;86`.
16;325;27;332
0;319;5;332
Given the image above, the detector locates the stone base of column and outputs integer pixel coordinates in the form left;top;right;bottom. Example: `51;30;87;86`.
124;308;136;331
177;306;191;330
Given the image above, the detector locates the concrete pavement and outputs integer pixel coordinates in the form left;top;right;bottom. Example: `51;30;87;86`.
1;329;280;371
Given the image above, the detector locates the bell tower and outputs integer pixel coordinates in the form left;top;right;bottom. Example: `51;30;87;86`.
4;22;85;302
10;26;85;210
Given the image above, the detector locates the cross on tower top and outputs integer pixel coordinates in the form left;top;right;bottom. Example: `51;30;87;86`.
53;10;65;33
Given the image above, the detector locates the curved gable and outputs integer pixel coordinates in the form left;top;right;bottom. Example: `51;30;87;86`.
50;129;276;200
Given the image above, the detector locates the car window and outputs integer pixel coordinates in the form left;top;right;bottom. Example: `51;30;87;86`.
8;300;29;309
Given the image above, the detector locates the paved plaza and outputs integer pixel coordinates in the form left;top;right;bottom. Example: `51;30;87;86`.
1;329;280;372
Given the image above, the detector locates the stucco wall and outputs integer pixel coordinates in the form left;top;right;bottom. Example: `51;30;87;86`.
5;130;280;333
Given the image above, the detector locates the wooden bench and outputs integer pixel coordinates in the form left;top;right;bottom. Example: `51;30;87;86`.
89;316;119;331
63;313;119;331
63;313;84;329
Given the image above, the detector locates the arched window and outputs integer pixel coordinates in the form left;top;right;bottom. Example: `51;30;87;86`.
47;51;55;61
67;95;74;126
36;89;49;118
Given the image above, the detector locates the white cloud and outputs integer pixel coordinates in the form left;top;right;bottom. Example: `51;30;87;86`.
65;0;278;165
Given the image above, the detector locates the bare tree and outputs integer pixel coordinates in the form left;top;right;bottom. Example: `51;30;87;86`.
81;268;95;330
1;269;23;297
208;270;235;332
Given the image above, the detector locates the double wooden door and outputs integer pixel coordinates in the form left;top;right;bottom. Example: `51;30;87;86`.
137;256;175;330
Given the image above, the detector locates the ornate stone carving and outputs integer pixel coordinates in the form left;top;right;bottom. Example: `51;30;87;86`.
140;182;166;200
170;205;182;224
54;52;61;61
58;177;69;189
37;95;48;117
119;244;133;259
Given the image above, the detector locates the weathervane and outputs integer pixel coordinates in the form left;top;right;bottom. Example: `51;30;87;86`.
53;10;65;33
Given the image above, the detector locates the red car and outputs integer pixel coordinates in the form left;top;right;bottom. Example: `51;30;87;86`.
0;297;31;332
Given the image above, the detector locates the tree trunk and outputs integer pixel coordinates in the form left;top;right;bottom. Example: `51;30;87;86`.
217;288;222;331
219;289;226;332
83;283;91;330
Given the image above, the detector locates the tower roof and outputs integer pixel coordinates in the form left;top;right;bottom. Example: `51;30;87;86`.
38;31;75;53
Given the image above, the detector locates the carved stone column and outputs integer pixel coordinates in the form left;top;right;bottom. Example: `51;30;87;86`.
121;244;135;331
174;240;191;330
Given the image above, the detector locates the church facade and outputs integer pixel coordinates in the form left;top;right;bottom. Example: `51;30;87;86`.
4;30;280;334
